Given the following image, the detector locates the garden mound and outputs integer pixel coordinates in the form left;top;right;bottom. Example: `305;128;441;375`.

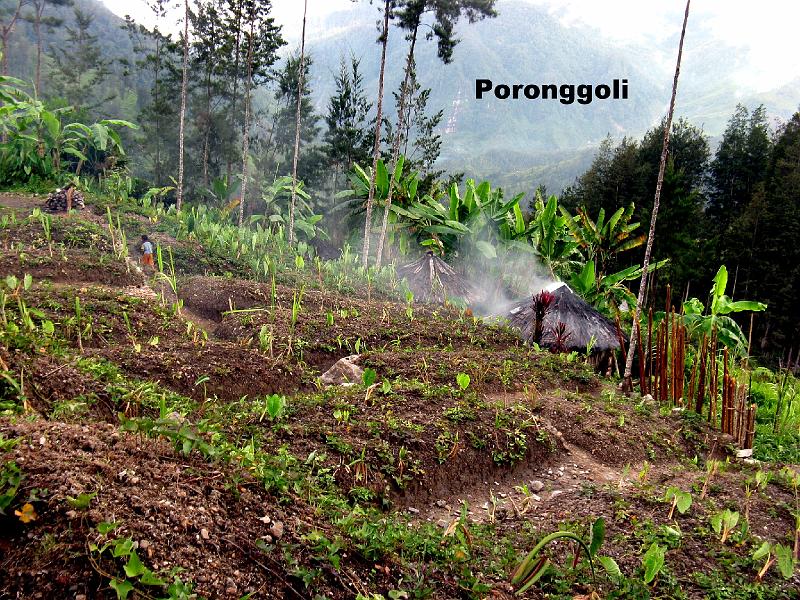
0;419;393;599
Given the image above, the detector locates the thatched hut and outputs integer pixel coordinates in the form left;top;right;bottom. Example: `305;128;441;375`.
397;251;478;304
506;282;625;372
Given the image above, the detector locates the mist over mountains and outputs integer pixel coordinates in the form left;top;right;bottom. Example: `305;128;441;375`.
4;0;798;194
299;1;799;193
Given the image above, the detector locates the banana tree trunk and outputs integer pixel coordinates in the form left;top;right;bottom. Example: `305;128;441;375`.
376;24;418;268
361;0;391;268
622;0;691;392
288;0;308;246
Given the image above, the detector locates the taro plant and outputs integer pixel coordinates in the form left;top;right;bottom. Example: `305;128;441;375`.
664;486;692;520
259;394;286;422
710;508;740;544
456;372;471;391
753;541;795;580
642;542;666;585
362;368;377;388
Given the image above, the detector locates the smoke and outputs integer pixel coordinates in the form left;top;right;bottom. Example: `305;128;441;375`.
453;229;557;318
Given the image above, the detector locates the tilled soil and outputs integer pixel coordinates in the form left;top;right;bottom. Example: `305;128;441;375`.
0;420;395;599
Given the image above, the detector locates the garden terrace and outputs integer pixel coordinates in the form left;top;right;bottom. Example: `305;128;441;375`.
0;196;798;599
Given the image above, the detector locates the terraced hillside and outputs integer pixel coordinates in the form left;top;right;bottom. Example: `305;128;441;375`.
0;194;797;599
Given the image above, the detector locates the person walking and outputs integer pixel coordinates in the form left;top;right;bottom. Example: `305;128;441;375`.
140;235;155;270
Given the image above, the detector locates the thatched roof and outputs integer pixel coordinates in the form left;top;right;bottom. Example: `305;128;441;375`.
397;251;477;304
506;283;624;352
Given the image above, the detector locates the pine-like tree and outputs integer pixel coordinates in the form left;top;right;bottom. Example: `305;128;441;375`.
22;0;69;95
740;111;800;356
49;7;115;119
323;56;373;193
707;104;772;231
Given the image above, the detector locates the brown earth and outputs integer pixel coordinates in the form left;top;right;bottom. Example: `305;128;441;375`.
1;194;798;599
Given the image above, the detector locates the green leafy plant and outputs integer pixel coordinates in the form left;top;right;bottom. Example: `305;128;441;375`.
0;75;136;184
642;541;666;584
260;394;286;422
0;460;23;515
664;486;692;520
682;265;766;355
362;368;377;387
66;490;97;510
456;372;471;391
510;519;600;595
753;541;795;580
710;509;740;544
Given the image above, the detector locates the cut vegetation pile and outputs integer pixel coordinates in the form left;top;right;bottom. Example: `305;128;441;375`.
44;185;85;212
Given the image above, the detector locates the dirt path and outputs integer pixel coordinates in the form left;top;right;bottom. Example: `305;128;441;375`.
408;396;626;528
0;193;44;214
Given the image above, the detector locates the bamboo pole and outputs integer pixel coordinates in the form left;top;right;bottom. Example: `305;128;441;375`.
710;329;718;427
621;0;692;390
722;348;730;433
696;334;708;415
637;319;647;395
647;308;653;394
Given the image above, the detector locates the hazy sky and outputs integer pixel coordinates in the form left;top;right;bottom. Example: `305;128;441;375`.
99;0;800;91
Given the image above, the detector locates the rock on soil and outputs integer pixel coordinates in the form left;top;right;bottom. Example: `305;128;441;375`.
320;354;364;386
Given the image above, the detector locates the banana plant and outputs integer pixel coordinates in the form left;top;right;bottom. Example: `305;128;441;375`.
0;76;136;182
529;192;580;280
260;175;323;239
682;265;766;356
571;258;668;318
562;203;645;274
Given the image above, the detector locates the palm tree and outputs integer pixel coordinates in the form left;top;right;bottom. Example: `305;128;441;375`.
288;0;308;245
361;0;391;268
622;0;692;392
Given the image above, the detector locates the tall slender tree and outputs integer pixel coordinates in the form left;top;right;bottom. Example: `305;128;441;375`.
147;0;173;184
238;15;254;226
0;0;26;75
288;0;307;245
622;0;691;391
23;0;69;95
375;0;497;266
176;0;190;210
362;0;391;267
